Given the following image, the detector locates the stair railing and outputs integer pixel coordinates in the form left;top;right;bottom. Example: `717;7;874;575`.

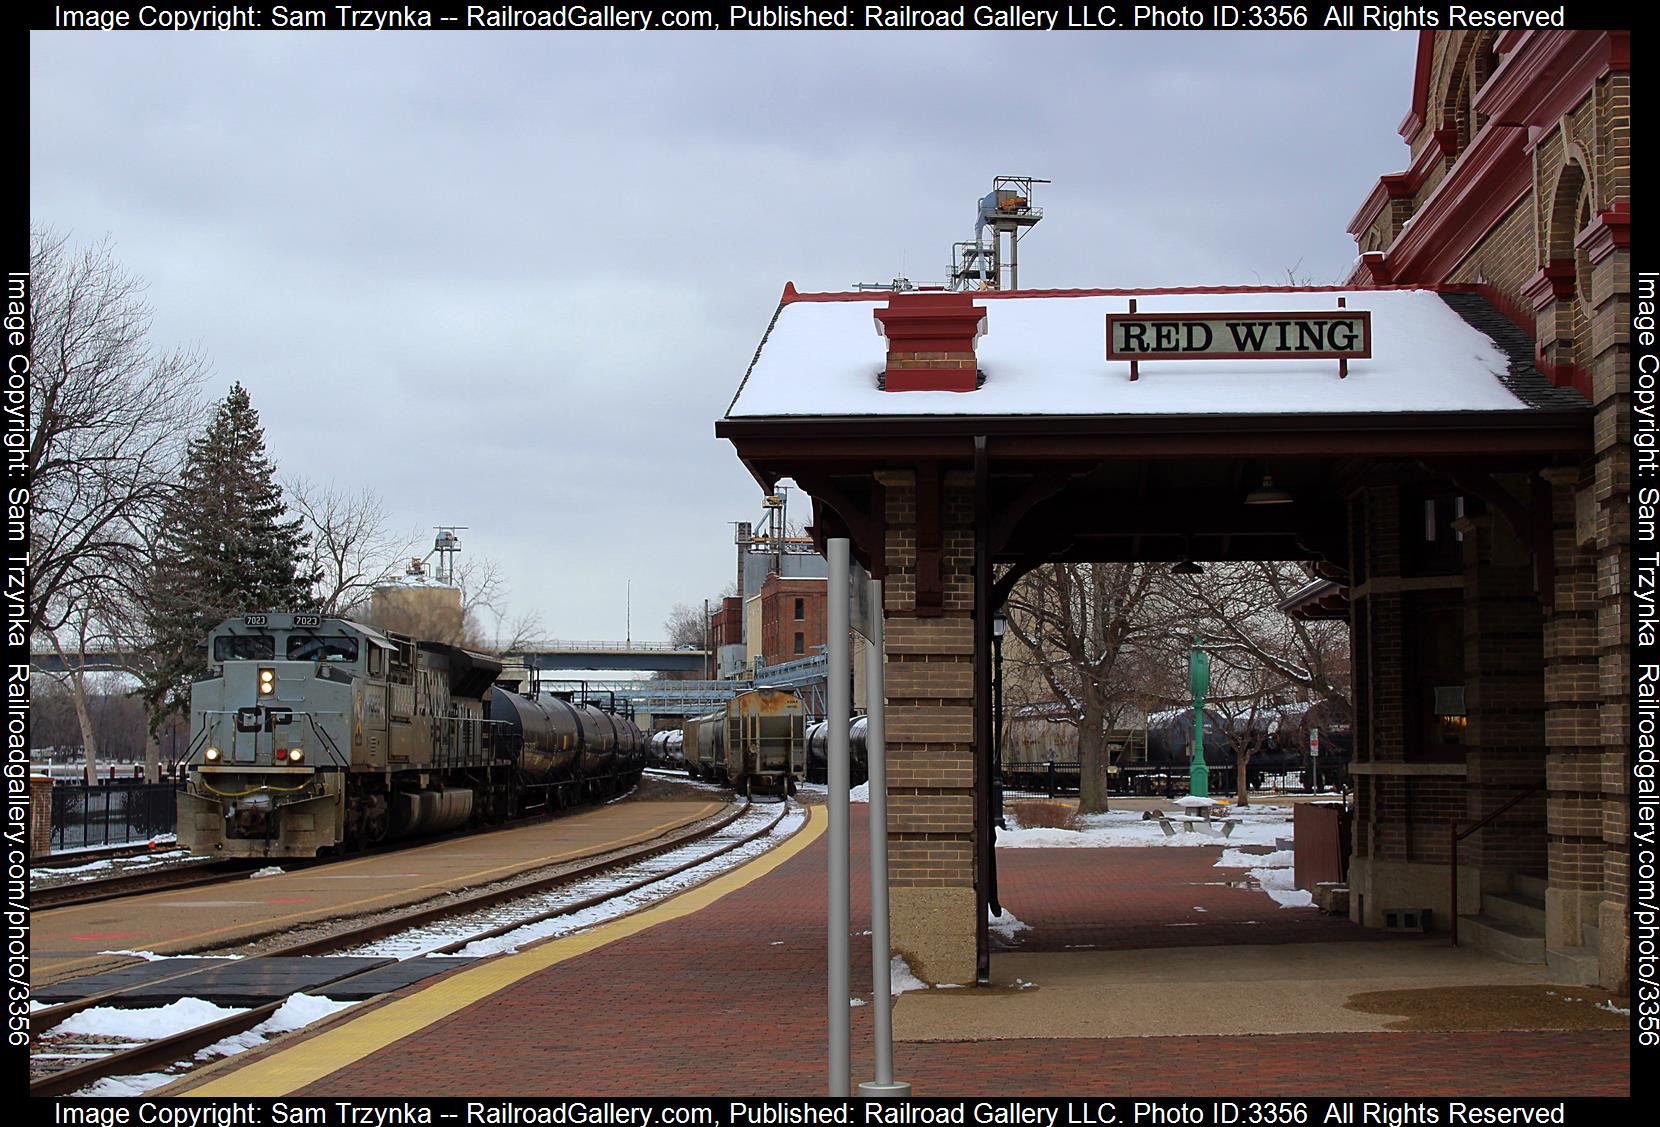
1449;782;1543;946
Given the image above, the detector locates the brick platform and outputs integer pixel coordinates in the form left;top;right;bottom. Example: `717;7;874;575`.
200;806;1626;1098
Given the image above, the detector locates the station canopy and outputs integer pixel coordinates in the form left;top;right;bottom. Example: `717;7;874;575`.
717;285;1590;576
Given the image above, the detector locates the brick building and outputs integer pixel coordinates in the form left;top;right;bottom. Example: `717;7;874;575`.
758;574;827;667
718;29;1629;992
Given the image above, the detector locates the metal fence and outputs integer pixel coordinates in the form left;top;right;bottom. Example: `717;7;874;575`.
50;782;181;851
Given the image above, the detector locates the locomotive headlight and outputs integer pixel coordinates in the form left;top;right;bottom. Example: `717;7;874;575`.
287;748;304;763
205;747;221;761
258;668;276;695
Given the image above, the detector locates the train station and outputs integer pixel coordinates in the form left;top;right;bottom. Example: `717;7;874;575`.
25;26;1635;1102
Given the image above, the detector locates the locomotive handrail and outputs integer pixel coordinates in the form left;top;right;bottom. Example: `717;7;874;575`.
1449;781;1543;946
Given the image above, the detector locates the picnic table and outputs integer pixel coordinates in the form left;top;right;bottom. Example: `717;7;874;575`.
1158;796;1236;837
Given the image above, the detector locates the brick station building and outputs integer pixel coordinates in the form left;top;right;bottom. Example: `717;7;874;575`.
717;28;1630;992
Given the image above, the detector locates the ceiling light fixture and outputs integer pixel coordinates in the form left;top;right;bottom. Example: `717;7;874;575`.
1245;475;1294;505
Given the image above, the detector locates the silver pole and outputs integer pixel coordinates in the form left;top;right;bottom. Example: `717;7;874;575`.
826;537;851;1097
859;577;911;1097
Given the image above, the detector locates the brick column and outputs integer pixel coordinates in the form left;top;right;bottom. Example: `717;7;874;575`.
1581;174;1631;992
876;468;979;983
1539;468;1607;969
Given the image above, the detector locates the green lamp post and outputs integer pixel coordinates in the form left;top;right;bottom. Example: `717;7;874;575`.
1189;636;1210;798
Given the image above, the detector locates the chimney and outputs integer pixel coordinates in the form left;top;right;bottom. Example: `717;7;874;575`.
873;292;987;393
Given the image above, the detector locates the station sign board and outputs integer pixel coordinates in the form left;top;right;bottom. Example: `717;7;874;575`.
1106;310;1372;361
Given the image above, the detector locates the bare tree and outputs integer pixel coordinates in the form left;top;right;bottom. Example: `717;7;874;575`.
27;228;207;636
27;228;208;766
1155;561;1352;805
1003;562;1179;813
288;476;415;615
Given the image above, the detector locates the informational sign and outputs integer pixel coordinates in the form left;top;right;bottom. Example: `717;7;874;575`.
1310;727;1321;757
848;557;878;641
1106;311;1371;361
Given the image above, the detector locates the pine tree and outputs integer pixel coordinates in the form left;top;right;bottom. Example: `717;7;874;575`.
140;383;315;725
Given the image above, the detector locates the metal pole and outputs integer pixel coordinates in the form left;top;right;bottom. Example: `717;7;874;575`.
860;578;910;1097
826;537;851;1097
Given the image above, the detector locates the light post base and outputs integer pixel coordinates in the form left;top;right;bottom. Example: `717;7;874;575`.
858;1081;913;1098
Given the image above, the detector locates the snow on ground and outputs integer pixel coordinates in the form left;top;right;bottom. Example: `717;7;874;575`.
97;950;243;962
996;805;1292;849
890;955;928;995
51;997;246;1041
248;866;285;879
1596;1000;1630;1016
849;782;870;804
64;994;359;1098
988;908;1031;944
1216;848;1293;870
342;806;808;960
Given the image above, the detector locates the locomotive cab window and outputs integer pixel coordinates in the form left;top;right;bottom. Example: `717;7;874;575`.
287;635;360;663
214;634;275;661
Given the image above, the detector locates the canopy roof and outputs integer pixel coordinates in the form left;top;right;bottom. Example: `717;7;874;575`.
726;285;1585;421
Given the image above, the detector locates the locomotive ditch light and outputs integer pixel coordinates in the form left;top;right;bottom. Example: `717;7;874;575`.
205;747;221;761
259;668;276;695
287;748;304;763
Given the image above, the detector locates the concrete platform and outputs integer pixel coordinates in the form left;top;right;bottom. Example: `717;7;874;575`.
32;797;728;987
166;806;1629;1098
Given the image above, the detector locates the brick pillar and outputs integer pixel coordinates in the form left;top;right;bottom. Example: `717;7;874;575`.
876;467;979;984
1582;174;1631;992
1540;467;1607;966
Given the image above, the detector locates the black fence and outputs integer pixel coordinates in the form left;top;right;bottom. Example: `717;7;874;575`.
50;781;181;852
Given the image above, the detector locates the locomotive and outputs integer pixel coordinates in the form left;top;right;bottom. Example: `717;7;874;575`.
682;687;806;795
177;612;646;859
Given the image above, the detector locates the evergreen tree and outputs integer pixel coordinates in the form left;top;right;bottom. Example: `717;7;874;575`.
140;383;315;725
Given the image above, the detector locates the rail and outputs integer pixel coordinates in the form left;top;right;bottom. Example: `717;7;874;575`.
1449;782;1543;946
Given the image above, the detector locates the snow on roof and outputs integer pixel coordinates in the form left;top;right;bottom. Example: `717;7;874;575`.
727;288;1535;419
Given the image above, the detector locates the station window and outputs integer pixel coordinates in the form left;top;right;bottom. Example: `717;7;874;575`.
794;597;805;620
794;632;805;655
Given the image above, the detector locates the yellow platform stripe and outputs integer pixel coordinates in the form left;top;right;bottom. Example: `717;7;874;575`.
184;805;822;1097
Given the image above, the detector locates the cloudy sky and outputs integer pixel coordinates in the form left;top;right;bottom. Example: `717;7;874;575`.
30;30;1419;646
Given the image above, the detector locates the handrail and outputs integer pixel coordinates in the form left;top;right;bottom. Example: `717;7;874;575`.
1449;781;1543;946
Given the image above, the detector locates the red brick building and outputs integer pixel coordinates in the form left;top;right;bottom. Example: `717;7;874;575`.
758;574;827;667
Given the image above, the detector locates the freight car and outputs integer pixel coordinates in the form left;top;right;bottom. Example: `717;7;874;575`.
648;729;684;768
177;612;646;859
804;716;869;787
999;701;1352;796
682;687;806;795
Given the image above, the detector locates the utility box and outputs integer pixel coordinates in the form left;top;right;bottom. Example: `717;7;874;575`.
1294;800;1351;891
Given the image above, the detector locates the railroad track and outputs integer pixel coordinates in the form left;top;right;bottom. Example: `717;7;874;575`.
31;860;256;911
30;798;797;1096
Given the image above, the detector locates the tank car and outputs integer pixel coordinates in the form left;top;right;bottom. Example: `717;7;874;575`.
177;612;645;859
805;716;869;786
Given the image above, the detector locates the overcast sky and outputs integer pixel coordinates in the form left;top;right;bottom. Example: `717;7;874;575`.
30;30;1419;647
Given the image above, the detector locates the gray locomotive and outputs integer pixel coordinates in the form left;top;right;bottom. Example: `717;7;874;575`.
178;612;645;859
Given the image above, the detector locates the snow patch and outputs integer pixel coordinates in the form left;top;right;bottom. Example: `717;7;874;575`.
249;866;285;879
51;997;246;1041
1596;1000;1630;1016
890;955;929;996
987;908;1031;944
849;782;870;804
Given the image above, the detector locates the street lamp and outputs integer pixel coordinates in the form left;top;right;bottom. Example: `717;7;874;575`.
992;611;1006;829
1189;636;1211;799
